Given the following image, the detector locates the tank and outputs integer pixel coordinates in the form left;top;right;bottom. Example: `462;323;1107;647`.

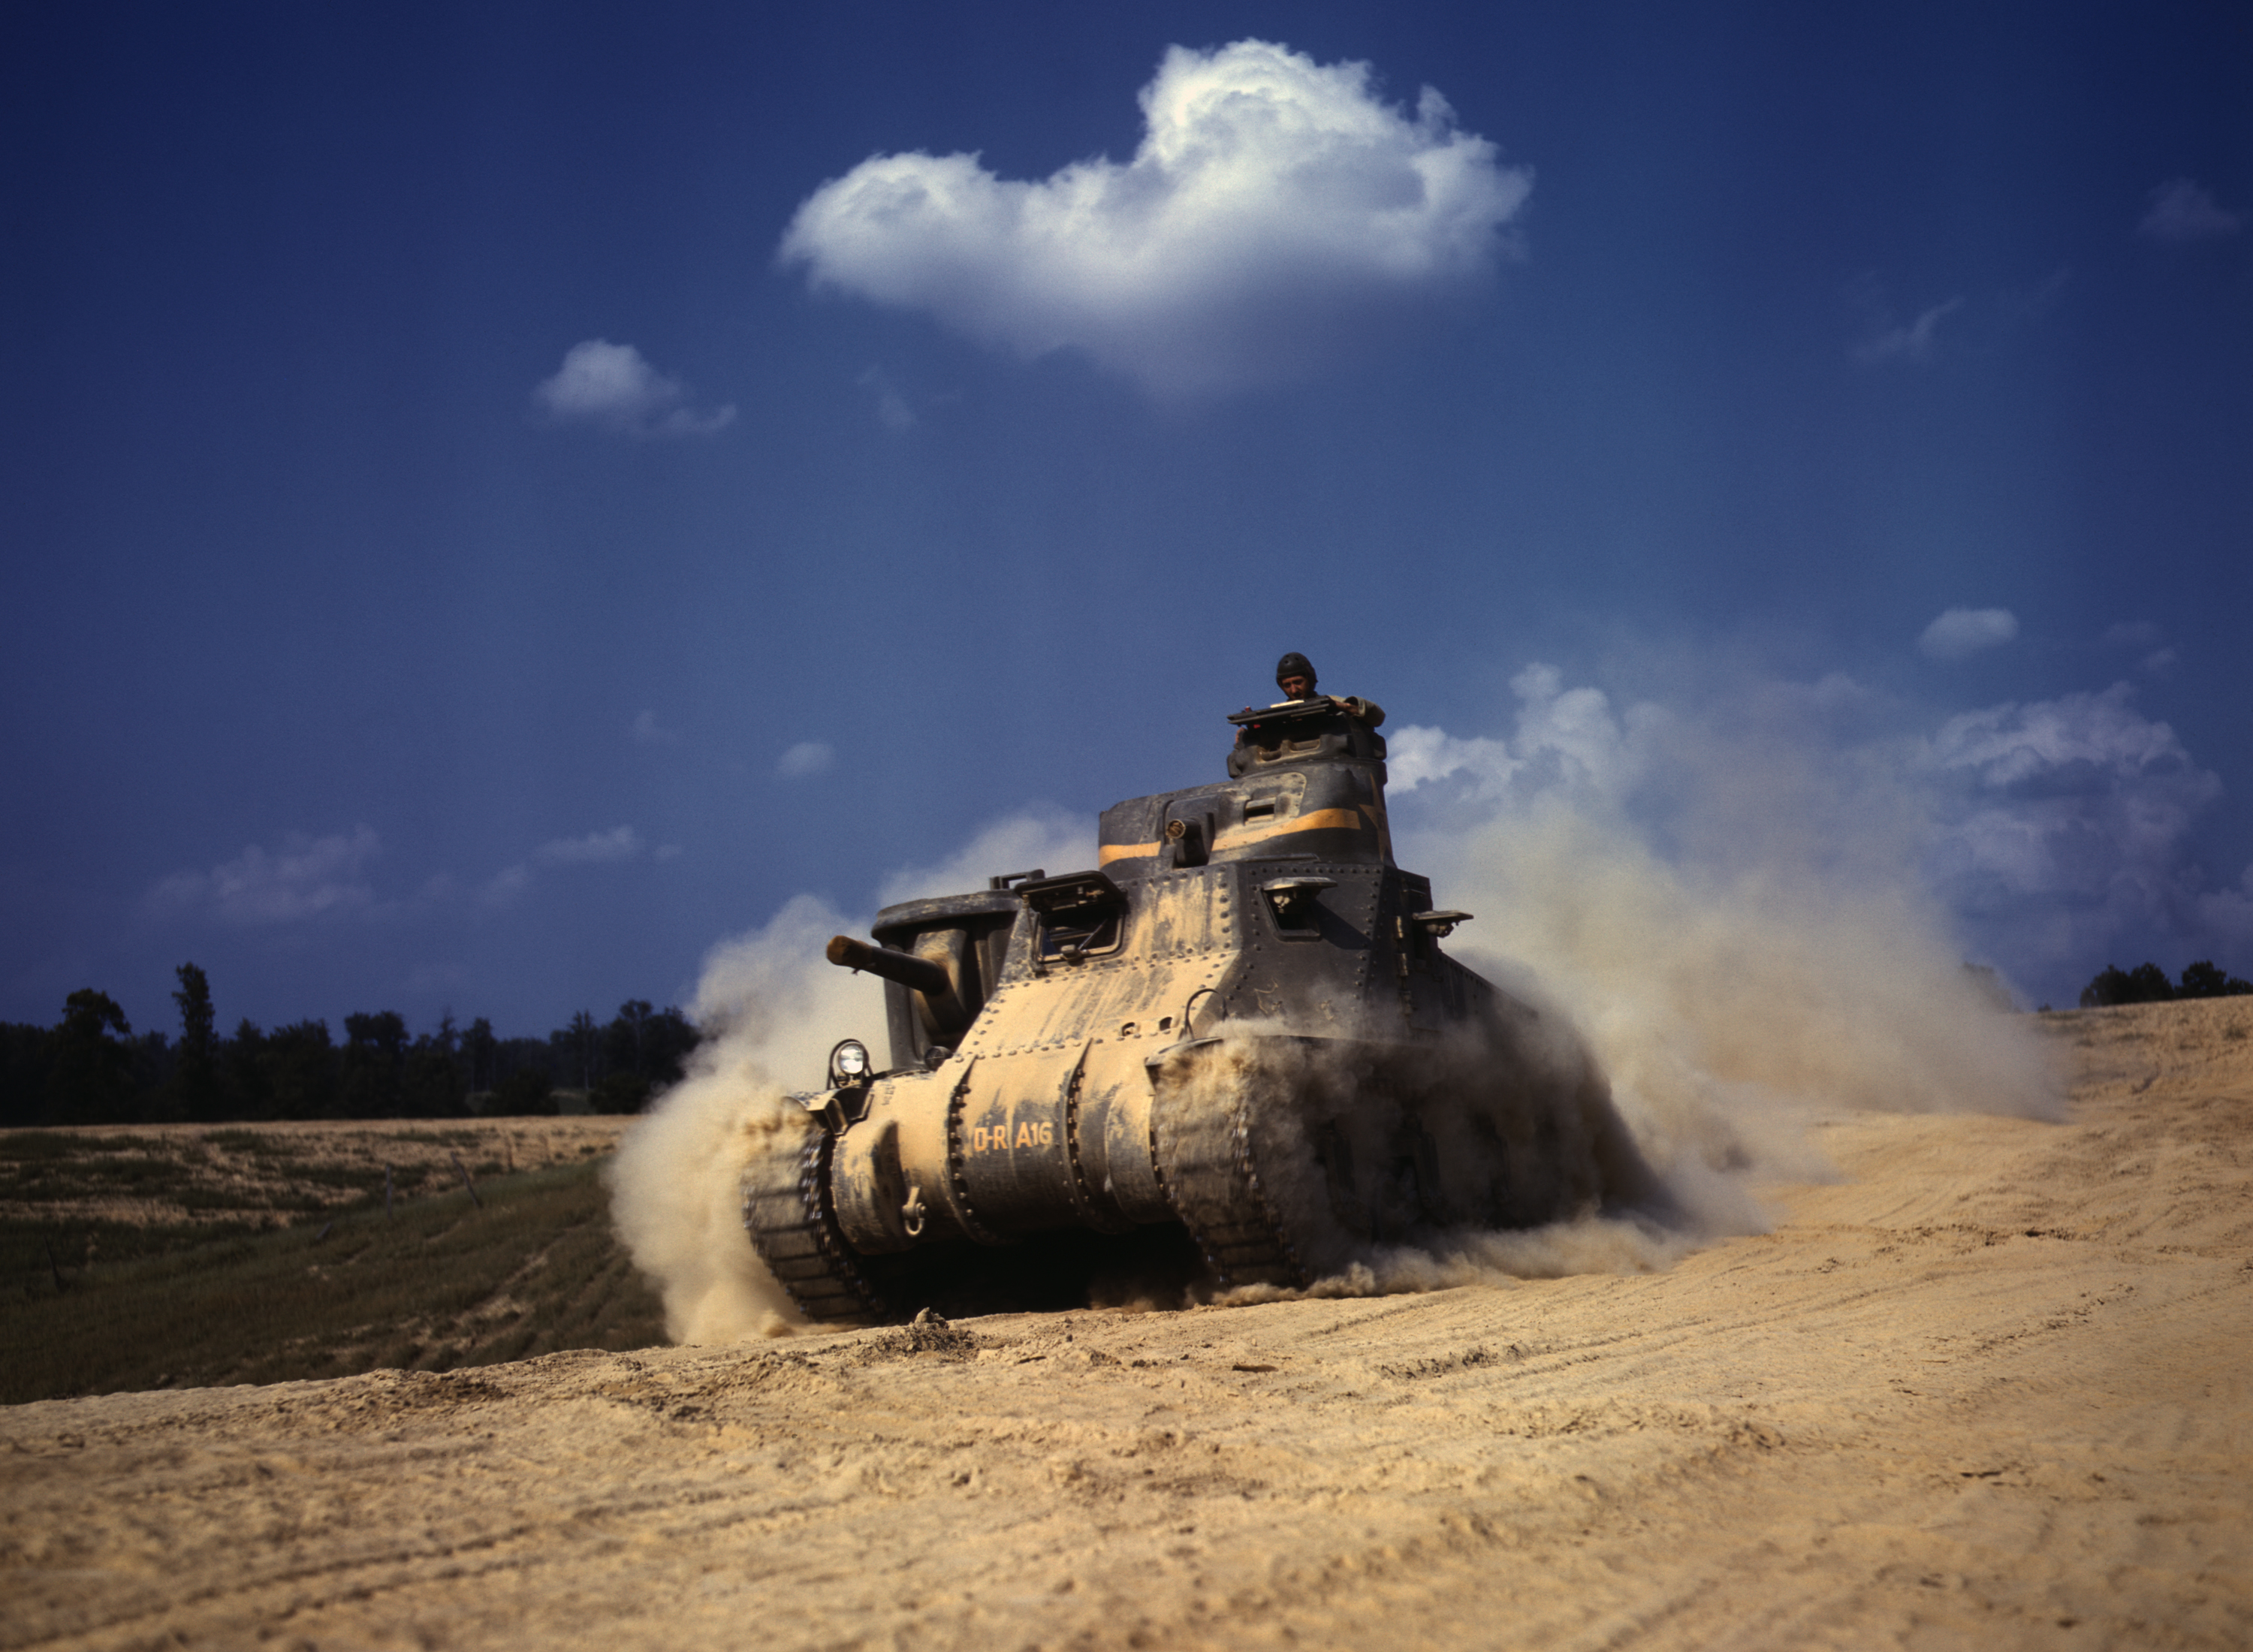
741;695;1657;1321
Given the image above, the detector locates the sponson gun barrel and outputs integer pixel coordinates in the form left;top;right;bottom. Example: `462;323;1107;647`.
825;934;953;999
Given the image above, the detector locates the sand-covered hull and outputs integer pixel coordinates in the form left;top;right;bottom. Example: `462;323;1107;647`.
743;696;1654;1319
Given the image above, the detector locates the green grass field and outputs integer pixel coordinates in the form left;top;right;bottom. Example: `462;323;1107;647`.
2;1135;664;1404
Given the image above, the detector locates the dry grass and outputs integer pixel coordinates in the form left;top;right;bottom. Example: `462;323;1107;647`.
1;1121;661;1403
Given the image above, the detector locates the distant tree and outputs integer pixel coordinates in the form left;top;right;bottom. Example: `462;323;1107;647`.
46;990;138;1124
642;1005;700;1088
170;963;224;1122
553;1010;602;1093
2080;963;2176;1008
1;1021;55;1129
402;1027;469;1119
493;1035;554;1089
493;1067;557;1116
131;1027;176;1121
593;1070;651;1114
265;1020;337;1119
2125;962;2174;1002
228;1018;273;1120
463;1017;499;1093
340;1011;409;1117
2178;960;2253;999
606;999;656;1081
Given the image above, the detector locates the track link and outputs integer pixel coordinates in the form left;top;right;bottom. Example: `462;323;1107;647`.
740;1115;887;1322
1151;1072;1307;1290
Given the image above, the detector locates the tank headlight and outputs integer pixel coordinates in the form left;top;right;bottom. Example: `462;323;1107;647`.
828;1039;871;1088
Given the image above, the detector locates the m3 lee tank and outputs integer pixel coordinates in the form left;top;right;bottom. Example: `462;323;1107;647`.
741;695;1656;1320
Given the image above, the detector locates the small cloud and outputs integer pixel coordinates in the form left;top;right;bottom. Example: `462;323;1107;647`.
655;843;684;863
1928;681;2200;791
532;340;737;438
1386;664;1651;835
2138;179;2241;243
877;807;1096;907
779;39;1533;396
151;827;383;925
777;741;834;779
1920;607;2019;661
858;367;916;431
1853;295;1965;365
534;826;644;866
1385;723;1519;795
630;710;681;747
481;826;644;907
2142;647;2178;674
2101;620;2161;649
480;864;534;906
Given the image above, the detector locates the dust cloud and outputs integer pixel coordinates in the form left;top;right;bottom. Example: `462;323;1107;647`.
1395;665;2064;1247
606;895;872;1341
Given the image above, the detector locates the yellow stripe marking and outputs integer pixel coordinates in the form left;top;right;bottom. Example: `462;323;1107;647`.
1211;807;1362;852
1102;809;1366;864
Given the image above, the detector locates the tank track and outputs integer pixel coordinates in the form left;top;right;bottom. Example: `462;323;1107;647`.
740;1115;888;1322
1152;1080;1308;1291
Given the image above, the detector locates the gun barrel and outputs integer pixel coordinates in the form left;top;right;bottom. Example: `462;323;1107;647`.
826;934;954;999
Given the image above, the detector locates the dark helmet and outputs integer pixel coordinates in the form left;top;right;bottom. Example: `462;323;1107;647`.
1275;652;1317;689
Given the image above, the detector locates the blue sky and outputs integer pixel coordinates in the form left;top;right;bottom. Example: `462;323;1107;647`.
4;0;2247;1039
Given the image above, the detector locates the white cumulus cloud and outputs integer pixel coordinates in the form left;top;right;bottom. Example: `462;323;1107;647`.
778;39;1533;396
532;340;737;437
151;827;384;925
2138;179;2242;243
1919;607;2019;660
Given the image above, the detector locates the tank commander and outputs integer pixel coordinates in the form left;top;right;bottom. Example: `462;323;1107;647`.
1272;651;1383;728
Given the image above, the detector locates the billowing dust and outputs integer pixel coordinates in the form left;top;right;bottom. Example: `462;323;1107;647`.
613;683;2063;1339
605;897;871;1341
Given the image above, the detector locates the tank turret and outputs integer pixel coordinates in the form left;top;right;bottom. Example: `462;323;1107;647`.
740;695;1655;1321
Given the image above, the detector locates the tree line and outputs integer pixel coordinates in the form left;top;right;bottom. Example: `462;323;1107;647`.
2079;958;2253;1008
0;963;700;1129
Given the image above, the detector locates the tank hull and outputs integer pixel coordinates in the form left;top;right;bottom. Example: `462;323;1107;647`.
742;698;1653;1320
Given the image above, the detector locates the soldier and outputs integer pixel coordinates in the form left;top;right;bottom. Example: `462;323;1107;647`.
1272;652;1383;728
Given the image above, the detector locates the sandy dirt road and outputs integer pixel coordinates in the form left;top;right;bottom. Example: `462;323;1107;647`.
4;999;2248;1650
